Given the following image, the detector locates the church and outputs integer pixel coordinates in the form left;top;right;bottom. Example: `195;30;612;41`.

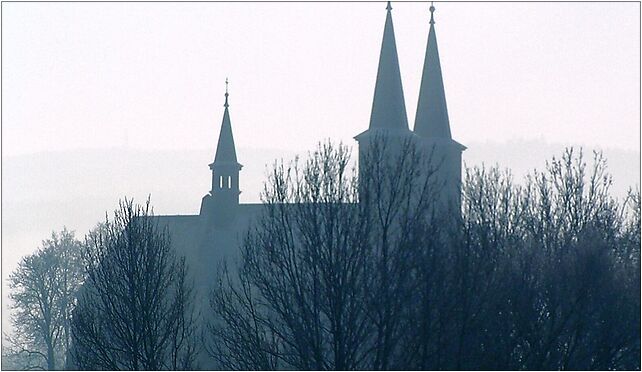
154;0;465;329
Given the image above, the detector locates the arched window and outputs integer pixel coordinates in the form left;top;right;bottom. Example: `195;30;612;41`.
228;176;232;189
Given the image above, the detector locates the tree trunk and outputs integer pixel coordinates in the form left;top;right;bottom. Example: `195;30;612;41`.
47;341;56;370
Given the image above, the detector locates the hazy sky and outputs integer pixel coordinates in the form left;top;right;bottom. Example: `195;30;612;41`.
2;1;640;336
2;1;640;158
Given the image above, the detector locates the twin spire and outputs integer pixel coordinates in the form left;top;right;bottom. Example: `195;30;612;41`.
414;3;451;139
214;2;453;162
368;1;409;132
368;1;452;140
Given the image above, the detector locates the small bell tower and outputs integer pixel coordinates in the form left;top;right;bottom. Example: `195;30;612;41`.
200;80;242;225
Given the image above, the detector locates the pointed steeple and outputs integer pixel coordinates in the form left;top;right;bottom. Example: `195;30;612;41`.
201;80;242;219
213;79;238;164
414;3;451;139
368;1;409;132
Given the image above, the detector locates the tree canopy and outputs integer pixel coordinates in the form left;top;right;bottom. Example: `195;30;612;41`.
208;143;640;370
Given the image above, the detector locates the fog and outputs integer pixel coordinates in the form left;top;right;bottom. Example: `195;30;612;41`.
2;1;640;358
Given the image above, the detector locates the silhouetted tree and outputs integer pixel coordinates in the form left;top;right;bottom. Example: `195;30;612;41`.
69;199;199;370
207;142;640;370
408;149;641;370
207;139;442;370
7;228;83;370
500;150;640;370
357;138;443;370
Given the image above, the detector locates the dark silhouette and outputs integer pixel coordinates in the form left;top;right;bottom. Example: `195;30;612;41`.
208;143;640;370
402;149;640;370
68;199;199;370
206;139;440;370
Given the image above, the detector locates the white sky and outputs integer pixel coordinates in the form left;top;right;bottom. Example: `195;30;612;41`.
2;1;640;157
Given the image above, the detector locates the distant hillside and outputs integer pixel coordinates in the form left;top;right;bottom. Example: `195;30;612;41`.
2;141;639;331
463;139;639;199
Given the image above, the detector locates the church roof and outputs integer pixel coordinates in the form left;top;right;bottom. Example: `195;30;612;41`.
213;88;239;165
367;2;409;133
414;4;451;139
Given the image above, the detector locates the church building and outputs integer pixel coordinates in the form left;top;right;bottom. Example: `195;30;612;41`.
154;0;465;335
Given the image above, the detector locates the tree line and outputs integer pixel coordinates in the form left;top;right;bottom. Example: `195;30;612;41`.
4;201;199;370
4;141;640;370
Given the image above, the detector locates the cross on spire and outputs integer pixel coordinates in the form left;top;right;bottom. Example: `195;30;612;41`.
213;78;238;164
224;78;229;108
429;2;435;25
414;0;452;139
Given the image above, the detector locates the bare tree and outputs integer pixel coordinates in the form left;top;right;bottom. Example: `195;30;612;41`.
207;142;639;370
208;142;370;370
7;228;83;370
69;199;199;370
435;149;641;370
506;149;640;370
2;341;49;371
207;139;442;370
357;137;443;370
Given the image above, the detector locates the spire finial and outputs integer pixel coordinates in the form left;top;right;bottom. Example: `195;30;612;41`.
224;78;229;108
386;1;392;11
429;2;435;25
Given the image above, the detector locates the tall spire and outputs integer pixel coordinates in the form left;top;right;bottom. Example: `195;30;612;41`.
213;81;238;164
414;2;451;139
368;1;409;132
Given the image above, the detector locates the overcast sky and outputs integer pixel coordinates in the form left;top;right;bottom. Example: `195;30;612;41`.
2;1;640;158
